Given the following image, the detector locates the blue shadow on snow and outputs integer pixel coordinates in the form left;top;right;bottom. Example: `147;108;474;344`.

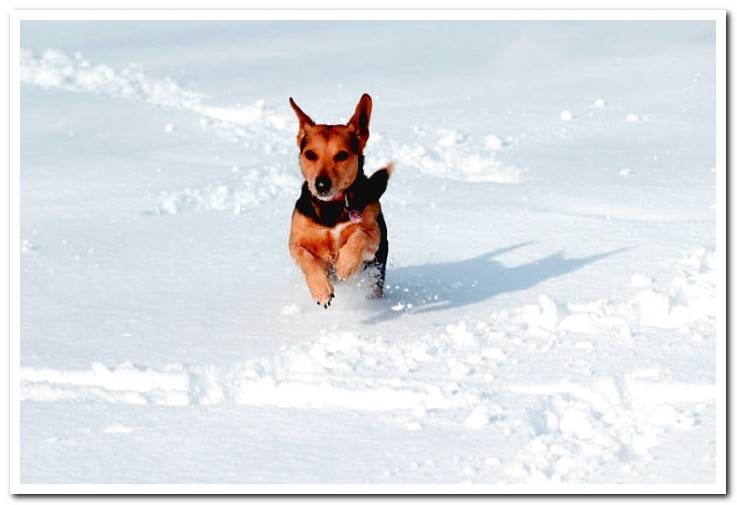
362;241;628;324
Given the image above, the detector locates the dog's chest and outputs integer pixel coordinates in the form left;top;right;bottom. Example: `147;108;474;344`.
326;220;358;252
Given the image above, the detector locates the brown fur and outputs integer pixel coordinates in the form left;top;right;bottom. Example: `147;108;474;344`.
288;94;387;306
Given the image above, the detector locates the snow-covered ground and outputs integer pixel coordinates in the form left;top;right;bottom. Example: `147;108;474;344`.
18;20;718;486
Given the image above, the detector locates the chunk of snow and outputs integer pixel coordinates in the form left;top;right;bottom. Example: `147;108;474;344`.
464;407;489;429
626;113;640;122
394;141;526;184
436;129;464;147
559;110;573;121
630;274;652;287
280;304;301;316
649;405;679;426
21;239;38;254
559;313;595;333
594;98;606;107
553;456;574;476
446;321;476;348
480;347;506;360
537;295;561;329
484;134;503;150
558;409;594;440
573;340;594;350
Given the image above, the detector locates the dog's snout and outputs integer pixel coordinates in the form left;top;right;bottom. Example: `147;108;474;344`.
315;175;332;194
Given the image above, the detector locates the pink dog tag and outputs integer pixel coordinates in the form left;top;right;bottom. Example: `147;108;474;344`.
349;210;363;223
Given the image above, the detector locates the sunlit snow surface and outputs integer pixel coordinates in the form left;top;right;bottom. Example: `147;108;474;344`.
19;21;717;485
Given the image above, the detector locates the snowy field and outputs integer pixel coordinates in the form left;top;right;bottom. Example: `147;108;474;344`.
18;20;718;486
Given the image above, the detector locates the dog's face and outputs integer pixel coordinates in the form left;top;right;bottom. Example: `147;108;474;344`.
289;94;372;201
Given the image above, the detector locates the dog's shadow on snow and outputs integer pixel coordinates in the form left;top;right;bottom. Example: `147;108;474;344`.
361;241;627;325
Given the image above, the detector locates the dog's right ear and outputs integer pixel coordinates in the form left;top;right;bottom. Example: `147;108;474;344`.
289;97;315;150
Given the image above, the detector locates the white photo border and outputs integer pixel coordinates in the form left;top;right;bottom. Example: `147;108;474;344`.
8;8;727;495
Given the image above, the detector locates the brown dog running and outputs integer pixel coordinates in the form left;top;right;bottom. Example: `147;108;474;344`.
288;93;392;308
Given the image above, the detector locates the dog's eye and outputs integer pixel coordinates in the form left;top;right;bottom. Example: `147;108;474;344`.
333;151;350;162
304;150;318;161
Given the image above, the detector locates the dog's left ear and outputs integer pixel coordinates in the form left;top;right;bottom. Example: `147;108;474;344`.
347;93;372;151
289;97;315;150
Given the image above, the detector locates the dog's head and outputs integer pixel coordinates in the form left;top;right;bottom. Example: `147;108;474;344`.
288;94;372;201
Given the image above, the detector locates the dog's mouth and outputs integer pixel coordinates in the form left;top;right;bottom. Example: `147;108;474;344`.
313;190;345;202
309;173;357;202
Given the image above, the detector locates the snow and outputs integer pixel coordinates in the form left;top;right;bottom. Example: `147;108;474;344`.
464;407;491;429
484;134;504;151
18;20;717;486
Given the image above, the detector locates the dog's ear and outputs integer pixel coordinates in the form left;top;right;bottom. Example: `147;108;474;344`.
289;97;315;149
347;93;372;151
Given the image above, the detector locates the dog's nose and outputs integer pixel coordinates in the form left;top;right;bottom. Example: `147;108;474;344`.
315;175;332;194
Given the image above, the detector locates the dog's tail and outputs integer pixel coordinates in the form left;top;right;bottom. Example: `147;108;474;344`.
365;162;394;202
382;161;395;178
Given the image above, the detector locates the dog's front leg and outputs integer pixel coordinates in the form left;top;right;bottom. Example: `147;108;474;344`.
291;245;334;307
335;226;380;281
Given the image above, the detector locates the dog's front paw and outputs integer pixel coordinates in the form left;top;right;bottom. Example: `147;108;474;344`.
308;276;335;308
335;253;363;281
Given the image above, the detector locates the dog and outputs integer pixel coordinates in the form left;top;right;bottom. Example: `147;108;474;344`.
288;93;392;308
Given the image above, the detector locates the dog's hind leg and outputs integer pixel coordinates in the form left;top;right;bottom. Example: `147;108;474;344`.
366;259;386;299
367;212;389;299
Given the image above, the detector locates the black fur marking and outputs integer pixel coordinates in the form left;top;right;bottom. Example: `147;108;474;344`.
295;183;351;228
343;170;389;214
